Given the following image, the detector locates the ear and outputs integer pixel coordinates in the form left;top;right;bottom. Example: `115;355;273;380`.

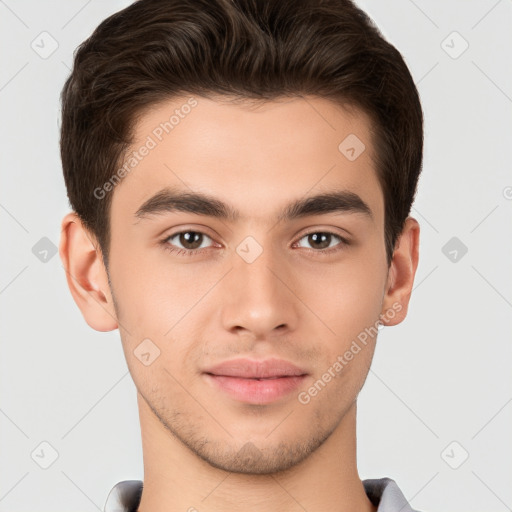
380;216;420;326
59;212;118;331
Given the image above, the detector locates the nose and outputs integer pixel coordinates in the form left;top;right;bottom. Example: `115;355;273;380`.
221;240;299;339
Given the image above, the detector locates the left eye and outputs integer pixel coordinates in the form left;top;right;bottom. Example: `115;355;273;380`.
295;231;346;251
163;231;214;253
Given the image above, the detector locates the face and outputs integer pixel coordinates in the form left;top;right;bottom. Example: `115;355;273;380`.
106;95;391;474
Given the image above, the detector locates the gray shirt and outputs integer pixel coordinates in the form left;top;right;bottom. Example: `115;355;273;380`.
104;477;421;512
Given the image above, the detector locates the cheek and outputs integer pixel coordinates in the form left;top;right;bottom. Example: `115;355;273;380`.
304;255;386;341
109;247;216;378
108;238;192;332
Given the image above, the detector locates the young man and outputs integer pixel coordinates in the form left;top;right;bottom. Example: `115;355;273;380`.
59;0;423;510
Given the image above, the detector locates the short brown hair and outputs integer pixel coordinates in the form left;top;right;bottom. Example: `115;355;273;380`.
60;0;423;270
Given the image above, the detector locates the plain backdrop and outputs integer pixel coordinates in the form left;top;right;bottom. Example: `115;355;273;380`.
1;1;511;511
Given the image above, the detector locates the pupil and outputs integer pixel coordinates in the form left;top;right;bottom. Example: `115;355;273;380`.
181;231;202;249
310;233;330;249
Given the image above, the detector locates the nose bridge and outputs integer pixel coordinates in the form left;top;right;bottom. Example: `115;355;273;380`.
238;240;280;297
222;234;297;335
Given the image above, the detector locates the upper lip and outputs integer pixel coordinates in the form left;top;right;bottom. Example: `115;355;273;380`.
203;358;308;379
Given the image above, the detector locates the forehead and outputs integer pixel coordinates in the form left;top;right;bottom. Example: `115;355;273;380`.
111;94;383;225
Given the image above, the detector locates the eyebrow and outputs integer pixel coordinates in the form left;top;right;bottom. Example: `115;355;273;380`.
134;186;373;223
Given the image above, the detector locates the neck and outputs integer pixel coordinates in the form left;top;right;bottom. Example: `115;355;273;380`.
136;394;377;512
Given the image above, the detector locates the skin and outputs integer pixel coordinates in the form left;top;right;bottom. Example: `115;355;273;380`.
59;95;419;512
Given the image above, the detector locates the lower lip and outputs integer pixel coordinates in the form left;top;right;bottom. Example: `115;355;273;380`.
204;374;307;404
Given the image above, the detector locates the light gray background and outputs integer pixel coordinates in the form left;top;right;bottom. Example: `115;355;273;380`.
1;1;511;511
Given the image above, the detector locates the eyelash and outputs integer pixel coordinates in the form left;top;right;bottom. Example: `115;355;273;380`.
159;229;350;257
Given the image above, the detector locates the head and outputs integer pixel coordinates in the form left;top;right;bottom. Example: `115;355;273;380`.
60;0;422;474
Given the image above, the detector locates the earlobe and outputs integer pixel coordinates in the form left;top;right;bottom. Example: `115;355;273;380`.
380;217;420;327
59;212;118;332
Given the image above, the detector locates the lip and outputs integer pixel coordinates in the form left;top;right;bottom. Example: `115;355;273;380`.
204;358;307;379
202;358;308;404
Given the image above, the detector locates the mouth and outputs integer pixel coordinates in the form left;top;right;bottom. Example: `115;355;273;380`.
203;374;308;404
202;358;308;404
205;374;300;380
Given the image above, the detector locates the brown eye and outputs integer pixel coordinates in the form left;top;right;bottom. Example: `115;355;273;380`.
163;230;214;255
176;231;204;250
307;232;332;249
296;231;346;251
